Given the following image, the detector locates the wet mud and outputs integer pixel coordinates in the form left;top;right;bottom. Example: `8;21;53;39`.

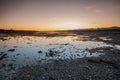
0;30;120;80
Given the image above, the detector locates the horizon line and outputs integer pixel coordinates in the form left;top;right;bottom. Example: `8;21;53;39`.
0;26;120;31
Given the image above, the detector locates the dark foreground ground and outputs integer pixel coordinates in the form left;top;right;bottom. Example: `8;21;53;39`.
0;29;120;80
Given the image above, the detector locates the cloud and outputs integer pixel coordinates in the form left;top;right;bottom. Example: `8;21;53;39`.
84;5;103;13
110;6;120;9
43;17;57;21
95;9;103;13
84;5;96;10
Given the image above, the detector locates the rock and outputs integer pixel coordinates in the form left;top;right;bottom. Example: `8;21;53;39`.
13;46;17;48
0;37;8;41
7;49;15;52
88;58;119;69
49;76;55;80
16;53;20;56
0;63;6;69
47;49;59;57
0;54;7;60
38;50;42;54
99;59;119;69
87;59;101;64
26;42;32;44
0;52;5;54
8;63;13;67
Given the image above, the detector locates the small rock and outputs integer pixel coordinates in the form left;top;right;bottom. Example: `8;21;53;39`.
1;63;6;68
8;49;15;52
26;42;32;44
0;52;5;54
0;54;7;60
49;76;55;80
38;50;42;53
8;63;13;67
16;53;20;56
13;46;17;48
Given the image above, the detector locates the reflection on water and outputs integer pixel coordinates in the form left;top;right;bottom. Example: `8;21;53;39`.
0;35;120;76
99;37;112;41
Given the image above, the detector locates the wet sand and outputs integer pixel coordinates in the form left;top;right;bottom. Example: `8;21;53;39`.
0;30;120;80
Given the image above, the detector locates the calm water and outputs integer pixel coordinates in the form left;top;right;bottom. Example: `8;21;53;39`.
0;35;120;76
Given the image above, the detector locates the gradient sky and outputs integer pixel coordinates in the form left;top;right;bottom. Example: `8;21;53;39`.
0;0;120;30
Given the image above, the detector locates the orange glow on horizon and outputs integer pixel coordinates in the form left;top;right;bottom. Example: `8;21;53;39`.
0;26;68;31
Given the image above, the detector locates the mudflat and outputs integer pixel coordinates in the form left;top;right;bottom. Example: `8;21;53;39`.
0;29;120;80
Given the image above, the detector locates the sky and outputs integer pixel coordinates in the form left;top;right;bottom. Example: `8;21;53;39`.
0;0;120;31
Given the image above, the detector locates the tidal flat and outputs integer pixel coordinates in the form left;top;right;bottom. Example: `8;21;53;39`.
0;30;120;80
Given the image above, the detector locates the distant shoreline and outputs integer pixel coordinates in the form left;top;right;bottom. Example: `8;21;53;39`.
0;26;120;32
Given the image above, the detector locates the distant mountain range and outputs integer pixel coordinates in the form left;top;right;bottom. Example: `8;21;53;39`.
66;26;120;32
96;26;120;31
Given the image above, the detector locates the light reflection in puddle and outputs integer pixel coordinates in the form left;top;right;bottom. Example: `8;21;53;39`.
99;37;112;41
0;35;119;75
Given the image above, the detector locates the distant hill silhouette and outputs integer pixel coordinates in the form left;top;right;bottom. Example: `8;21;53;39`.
96;26;120;31
0;26;120;32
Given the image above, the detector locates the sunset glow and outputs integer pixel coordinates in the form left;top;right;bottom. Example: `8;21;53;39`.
0;0;120;31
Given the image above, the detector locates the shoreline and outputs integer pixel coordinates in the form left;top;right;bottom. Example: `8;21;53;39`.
0;30;120;80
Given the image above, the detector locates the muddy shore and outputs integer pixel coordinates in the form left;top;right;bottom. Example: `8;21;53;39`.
0;30;120;80
10;46;120;80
